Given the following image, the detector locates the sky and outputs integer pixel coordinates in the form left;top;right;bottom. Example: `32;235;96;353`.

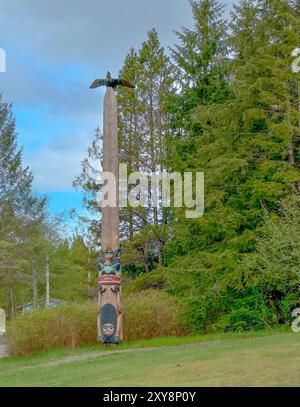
0;0;235;226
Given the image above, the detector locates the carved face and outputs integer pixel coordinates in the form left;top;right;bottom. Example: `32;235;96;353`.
103;252;114;264
101;304;117;339
100;249;121;276
102;323;115;336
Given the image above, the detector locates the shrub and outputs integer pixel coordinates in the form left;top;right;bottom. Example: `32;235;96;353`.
7;302;97;356
7;290;186;356
209;288;278;333
123;290;186;341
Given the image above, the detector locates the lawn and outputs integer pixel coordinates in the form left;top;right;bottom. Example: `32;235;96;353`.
0;331;299;386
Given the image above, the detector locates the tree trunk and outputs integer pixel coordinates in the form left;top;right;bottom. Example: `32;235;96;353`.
10;287;14;321
158;239;164;266
287;96;295;166
288;141;295;166
45;255;50;308
33;263;37;309
141;248;149;273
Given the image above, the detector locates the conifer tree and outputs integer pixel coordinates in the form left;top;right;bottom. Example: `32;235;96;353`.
0;96;34;214
134;29;175;265
118;48;144;242
0;95;47;316
169;0;230;137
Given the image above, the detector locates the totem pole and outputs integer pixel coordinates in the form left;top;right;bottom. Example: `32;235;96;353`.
90;72;135;344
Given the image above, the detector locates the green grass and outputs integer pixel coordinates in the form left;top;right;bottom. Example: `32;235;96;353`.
0;330;299;387
1;327;287;368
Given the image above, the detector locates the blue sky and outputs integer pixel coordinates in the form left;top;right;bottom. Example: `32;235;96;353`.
0;0;236;228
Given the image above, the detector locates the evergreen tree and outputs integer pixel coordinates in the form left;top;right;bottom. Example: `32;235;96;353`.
169;0;231;136
0;95;47;316
244;197;300;324
73;127;103;245
118;48;144;242
0;96;33;213
132;28;174;266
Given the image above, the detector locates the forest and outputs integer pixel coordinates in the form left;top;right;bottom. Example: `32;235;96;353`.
1;0;300;342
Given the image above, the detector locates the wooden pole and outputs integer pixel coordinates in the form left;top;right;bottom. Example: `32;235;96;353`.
33;262;37;310
45;255;50;308
10;287;14;321
98;87;122;344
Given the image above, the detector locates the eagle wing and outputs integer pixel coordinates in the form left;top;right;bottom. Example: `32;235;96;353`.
120;79;135;89
89;79;107;89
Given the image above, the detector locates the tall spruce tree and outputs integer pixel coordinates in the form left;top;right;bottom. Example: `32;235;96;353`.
0;96;34;214
118;48;144;243
169;0;230;137
134;29;175;266
0;95;47;316
164;0;232;256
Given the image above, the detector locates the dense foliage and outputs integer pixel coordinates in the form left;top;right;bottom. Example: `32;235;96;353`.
115;0;300;332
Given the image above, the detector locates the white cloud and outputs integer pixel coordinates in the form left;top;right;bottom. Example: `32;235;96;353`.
25;132;93;191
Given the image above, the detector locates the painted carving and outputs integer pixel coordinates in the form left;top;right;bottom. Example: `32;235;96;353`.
99;248;121;285
90;71;135;90
91;82;124;344
98;248;122;344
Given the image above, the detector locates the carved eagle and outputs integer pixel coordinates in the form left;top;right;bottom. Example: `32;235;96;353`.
89;71;135;89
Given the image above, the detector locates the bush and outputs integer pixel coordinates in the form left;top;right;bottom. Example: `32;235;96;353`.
123;290;186;341
8;302;97;356
208;289;278;333
7;290;186;356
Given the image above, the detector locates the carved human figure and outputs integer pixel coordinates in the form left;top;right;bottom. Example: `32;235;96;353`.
98;249;122;343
